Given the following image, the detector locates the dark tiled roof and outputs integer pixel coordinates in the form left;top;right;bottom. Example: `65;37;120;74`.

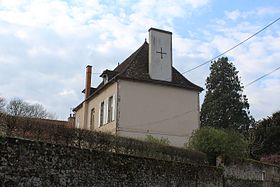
100;69;118;79
73;41;203;111
82;87;97;95
113;41;203;91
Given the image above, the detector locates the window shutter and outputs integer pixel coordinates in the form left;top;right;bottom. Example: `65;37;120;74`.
104;98;108;124
98;102;101;127
112;94;116;121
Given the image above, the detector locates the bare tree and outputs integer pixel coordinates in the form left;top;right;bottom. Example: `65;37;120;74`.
6;98;55;119
27;103;55;119
6;98;29;116
248;128;264;159
0;97;5;113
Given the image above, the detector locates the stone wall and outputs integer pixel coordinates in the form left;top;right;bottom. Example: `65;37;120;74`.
1;136;280;186
224;178;279;187
224;159;280;187
224;159;280;181
0;137;222;187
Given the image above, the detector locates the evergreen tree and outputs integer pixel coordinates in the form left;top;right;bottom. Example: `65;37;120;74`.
200;57;253;133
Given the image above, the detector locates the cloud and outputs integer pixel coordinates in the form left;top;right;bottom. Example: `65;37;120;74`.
0;1;279;120
245;78;280;119
0;55;18;65
225;7;280;21
225;10;242;21
58;89;76;97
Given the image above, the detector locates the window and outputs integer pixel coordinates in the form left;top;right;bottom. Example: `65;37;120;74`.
103;75;108;84
77;117;80;128
108;96;113;123
98;94;116;127
262;171;266;181
90;108;95;130
100;101;104;126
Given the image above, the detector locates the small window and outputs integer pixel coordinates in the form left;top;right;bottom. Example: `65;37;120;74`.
90;108;95;130
100;101;104;126
108;96;113;123
103;75;108;84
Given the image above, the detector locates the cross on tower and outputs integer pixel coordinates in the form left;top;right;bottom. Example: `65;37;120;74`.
156;47;167;59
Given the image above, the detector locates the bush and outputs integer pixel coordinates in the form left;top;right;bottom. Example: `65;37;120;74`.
144;135;170;145
188;127;248;165
0;114;207;165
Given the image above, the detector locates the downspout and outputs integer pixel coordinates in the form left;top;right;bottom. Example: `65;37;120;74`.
116;80;120;136
198;92;201;128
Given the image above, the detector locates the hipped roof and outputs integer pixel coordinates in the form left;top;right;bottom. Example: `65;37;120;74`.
73;41;203;111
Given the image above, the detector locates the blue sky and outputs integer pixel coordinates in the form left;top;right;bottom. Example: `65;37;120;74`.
0;0;279;120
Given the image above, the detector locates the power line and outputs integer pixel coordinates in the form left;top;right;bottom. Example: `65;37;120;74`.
88;18;280;133
118;128;188;137
245;66;280;87
117;65;280;134
118;63;280;137
121;109;196;128
117;109;196;137
181;16;280;74
113;66;280;137
119;64;280;134
90;17;280;82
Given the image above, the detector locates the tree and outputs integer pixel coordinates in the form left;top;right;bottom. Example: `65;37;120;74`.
0;97;5;113
188;127;248;165
6;98;54;119
200;57;253;133
252;111;280;158
6;98;29;116
145;135;170;145
0;97;6;123
26;103;52;119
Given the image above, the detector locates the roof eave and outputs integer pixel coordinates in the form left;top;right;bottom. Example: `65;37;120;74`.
118;76;203;92
87;79;117;101
73;75;120;113
73;101;84;112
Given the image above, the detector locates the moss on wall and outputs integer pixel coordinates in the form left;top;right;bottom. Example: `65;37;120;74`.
1;137;280;186
0;137;222;187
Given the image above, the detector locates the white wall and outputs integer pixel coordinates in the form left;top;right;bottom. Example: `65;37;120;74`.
75;82;118;134
117;80;200;147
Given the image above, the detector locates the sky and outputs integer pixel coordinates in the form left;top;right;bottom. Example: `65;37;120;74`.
0;0;279;120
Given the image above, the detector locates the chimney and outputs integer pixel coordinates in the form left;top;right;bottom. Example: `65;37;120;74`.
85;65;92;99
68;114;75;128
148;28;172;82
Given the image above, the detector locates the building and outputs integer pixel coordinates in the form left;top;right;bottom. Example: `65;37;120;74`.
73;28;203;147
